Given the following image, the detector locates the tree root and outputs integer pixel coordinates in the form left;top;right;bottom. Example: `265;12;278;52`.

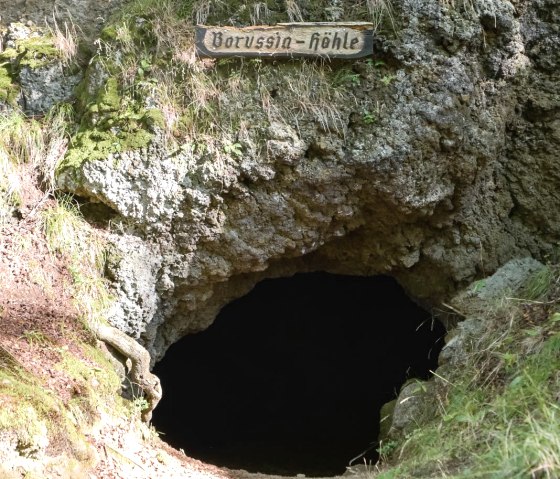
90;322;161;422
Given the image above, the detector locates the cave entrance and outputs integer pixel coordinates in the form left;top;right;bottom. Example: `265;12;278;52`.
152;273;445;477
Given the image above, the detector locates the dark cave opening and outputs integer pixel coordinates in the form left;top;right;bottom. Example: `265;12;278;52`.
152;273;446;477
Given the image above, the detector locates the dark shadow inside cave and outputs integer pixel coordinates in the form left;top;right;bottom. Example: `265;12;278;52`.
152;273;446;477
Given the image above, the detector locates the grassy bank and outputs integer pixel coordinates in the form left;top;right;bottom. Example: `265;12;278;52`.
375;265;560;478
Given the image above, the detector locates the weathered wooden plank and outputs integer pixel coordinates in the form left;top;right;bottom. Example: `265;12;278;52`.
195;23;374;59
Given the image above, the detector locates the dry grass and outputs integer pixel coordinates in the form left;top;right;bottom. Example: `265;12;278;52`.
285;0;304;22
438;0;477;14
192;0;212;24
366;0;396;31
251;2;273;24
0;106;72;224
64;0;359;187
284;61;349;133
48;13;80;66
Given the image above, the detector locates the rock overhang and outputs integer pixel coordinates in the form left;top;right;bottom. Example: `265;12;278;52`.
47;0;560;359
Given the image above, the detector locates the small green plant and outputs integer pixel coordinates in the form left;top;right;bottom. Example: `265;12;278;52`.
137;57;153;78
333;68;360;88
471;279;486;293
377;439;399;460
223;141;243;157
363;111;376;124
131;396;150;415
380;74;397;86
366;58;386;69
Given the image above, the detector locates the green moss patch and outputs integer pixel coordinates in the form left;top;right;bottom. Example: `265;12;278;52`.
58;71;157;173
97;77;122;113
58;123;153;173
0;30;64;106
0;63;19;106
1;34;61;71
16;36;61;69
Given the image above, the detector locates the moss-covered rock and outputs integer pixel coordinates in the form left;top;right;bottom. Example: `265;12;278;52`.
97;77;122;113
0;63;19;107
1;24;82;114
57;68;159;173
58;126;153;172
13;36;61;69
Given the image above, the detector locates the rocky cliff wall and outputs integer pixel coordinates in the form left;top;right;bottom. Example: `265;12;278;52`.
5;0;558;361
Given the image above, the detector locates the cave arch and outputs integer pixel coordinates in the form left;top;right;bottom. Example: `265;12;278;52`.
152;273;445;476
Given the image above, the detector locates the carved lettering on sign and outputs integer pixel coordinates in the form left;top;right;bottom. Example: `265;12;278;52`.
195;23;374;59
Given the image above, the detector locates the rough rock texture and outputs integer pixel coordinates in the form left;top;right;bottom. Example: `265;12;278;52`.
18;63;81;115
56;0;560;360
438;257;545;368
383;380;430;438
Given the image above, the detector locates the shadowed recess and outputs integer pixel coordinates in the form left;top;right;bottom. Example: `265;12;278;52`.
152;273;446;476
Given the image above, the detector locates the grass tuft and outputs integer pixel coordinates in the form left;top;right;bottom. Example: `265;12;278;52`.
366;0;396;32
48;14;80;66
42;195;114;324
376;264;560;478
521;265;555;301
0;106;72;200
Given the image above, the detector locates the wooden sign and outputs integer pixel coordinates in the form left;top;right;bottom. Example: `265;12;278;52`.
195;22;373;59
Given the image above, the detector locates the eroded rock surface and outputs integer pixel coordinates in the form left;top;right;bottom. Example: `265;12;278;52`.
53;0;560;360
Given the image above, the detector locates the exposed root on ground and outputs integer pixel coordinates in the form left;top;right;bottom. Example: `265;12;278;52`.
90;322;162;422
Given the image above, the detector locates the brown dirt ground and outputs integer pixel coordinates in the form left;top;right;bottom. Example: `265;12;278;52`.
0;165;89;405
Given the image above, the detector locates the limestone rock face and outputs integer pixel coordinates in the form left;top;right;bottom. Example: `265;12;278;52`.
55;0;560;360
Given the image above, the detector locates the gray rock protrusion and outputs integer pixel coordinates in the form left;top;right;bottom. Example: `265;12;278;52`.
18;63;81;115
